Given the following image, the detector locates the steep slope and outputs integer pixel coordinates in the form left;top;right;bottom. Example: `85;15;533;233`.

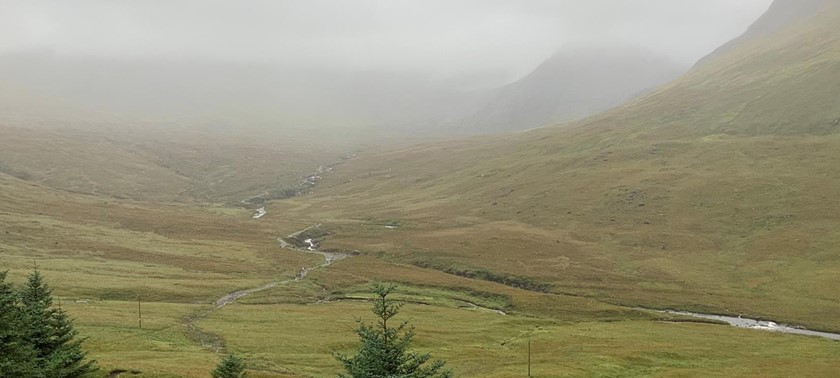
451;47;685;133
603;0;840;137
697;0;835;65
276;0;840;330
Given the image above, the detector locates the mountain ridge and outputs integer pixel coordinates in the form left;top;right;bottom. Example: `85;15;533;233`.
448;46;685;134
696;0;837;65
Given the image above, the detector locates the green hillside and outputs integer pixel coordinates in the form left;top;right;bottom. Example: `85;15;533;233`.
606;0;840;137
273;0;840;331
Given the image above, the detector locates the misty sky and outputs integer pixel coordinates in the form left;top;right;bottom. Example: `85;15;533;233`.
0;0;773;88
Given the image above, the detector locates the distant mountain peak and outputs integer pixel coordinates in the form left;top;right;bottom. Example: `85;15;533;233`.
447;46;686;134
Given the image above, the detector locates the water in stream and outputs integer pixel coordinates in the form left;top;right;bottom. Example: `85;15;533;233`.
252;207;267;219
661;310;840;341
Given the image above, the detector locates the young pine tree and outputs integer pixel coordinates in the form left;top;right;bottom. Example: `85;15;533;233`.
334;283;452;378
212;354;247;378
19;269;96;378
0;271;37;377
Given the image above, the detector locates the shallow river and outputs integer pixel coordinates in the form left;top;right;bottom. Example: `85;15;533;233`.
660;310;840;341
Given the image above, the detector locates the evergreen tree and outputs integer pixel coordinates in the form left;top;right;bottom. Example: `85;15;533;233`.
0;271;37;377
334;283;452;378
212;354;247;378
19;269;96;378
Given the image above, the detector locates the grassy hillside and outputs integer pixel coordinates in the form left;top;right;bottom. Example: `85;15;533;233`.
265;1;840;332
605;3;840;137
0;124;381;203
697;0;834;65
0;173;316;302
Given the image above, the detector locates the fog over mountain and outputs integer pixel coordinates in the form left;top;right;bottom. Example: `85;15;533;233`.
449;47;687;133
0;0;774;134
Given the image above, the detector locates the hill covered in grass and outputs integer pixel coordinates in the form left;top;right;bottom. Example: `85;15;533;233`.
697;0;835;65
275;0;840;331
603;0;839;137
0;125;375;203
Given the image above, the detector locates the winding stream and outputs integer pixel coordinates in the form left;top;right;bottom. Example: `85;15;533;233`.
656;310;840;341
186;224;350;352
215;280;287;309
214;226;347;309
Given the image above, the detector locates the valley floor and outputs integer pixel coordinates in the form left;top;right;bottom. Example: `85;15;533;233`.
2;165;839;377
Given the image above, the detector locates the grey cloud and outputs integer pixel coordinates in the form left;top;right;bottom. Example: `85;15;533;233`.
0;0;772;88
